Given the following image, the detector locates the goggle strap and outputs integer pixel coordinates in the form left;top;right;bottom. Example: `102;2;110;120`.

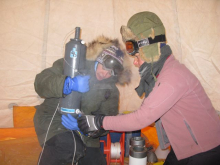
137;34;166;48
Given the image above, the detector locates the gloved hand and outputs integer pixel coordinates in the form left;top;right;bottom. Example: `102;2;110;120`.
63;75;90;95
61;114;79;130
77;115;105;136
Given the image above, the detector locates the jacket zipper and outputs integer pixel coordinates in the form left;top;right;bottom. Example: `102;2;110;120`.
184;120;198;145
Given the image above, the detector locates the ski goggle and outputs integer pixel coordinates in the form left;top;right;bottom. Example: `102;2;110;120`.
102;55;123;76
125;34;166;56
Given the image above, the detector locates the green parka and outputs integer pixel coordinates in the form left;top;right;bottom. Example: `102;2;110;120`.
34;36;131;148
34;58;121;147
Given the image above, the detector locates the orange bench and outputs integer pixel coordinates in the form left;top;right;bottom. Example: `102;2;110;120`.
0;106;37;141
0;106;41;165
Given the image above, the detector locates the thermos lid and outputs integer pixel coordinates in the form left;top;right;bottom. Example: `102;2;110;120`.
129;146;147;158
130;136;145;147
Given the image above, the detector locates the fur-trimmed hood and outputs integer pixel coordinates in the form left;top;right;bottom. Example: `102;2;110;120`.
86;35;131;85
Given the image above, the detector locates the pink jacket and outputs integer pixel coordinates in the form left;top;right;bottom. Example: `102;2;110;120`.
103;55;220;160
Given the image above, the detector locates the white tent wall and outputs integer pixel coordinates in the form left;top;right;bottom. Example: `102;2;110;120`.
0;0;219;128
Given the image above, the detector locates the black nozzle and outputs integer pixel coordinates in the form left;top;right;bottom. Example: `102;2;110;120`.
75;27;80;39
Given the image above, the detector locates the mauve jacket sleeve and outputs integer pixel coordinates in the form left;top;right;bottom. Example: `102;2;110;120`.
103;70;189;131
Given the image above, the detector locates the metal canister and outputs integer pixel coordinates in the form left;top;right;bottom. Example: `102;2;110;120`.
58;27;87;117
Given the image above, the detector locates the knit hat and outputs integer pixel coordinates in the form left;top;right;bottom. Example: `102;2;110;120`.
120;11;166;63
86;35;131;84
96;45;124;75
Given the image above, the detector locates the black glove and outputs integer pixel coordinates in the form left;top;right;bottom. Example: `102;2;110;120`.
77;115;105;136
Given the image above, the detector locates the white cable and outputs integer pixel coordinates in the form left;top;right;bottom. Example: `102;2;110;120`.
38;28;81;165
71;130;84;165
38;102;59;165
110;142;121;165
62;29;76;56
37;102;80;165
71;130;76;165
111;142;121;159
62;28;81;165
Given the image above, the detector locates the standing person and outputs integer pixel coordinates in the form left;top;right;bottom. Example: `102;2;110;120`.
77;11;220;165
34;35;131;165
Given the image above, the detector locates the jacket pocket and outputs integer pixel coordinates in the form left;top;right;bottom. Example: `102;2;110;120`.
184;120;198;145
